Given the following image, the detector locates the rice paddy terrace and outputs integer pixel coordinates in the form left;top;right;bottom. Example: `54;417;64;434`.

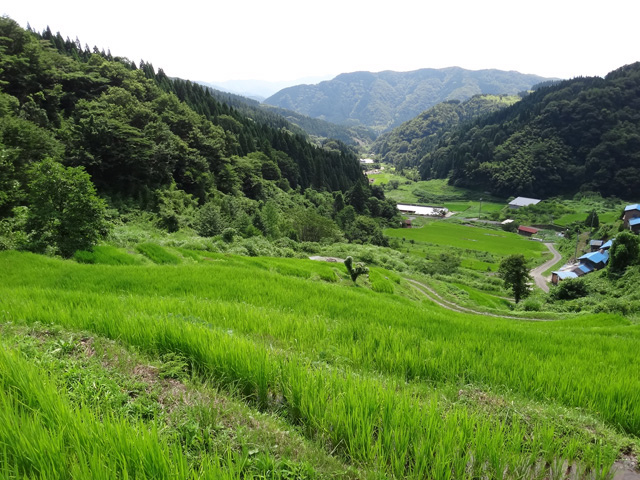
1;248;639;479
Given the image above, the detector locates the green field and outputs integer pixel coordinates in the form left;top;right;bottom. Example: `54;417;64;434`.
385;221;548;262
1;250;638;478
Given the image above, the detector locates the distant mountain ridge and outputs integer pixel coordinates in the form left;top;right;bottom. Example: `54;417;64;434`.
264;67;555;133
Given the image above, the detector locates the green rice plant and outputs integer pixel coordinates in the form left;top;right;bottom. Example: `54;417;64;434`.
369;268;394;293
73;245;141;265
0;251;635;478
135;242;181;264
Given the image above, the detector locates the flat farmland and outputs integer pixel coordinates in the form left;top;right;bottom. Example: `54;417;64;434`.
385;221;548;262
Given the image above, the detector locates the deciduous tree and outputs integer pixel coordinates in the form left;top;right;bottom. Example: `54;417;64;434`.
498;254;531;303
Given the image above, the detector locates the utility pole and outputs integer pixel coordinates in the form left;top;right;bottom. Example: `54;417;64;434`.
574;228;580;263
479;198;482;220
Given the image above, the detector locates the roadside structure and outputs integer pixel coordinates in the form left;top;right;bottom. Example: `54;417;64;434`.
508;197;541;209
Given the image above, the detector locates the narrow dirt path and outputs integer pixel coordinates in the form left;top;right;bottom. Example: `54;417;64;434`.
406;278;552;322
530;243;562;293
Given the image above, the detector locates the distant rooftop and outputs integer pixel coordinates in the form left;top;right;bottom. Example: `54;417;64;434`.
630;218;640;226
360;158;375;164
624;204;640;212
509;197;541;208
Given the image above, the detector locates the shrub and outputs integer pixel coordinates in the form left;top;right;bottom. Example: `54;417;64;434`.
550;278;589;301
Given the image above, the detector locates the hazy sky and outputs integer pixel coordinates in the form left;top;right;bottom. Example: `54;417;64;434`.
2;0;638;83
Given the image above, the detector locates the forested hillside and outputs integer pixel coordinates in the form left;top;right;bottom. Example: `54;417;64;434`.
421;63;640;198
193;85;377;147
0;17;399;256
264;67;550;133
372;95;520;171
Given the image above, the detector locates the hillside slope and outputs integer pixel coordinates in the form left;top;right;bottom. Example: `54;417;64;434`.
423;62;640;198
264;67;552;133
372;95;520;171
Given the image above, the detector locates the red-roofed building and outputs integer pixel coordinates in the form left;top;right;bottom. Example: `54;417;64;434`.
518;225;538;237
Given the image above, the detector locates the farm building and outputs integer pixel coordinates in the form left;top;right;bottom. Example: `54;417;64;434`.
508;197;541;209
517;226;538;237
397;204;448;217
622;204;640;233
402;219;412;228
590;240;603;251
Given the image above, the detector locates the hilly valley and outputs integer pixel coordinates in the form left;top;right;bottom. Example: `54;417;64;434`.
1;15;640;480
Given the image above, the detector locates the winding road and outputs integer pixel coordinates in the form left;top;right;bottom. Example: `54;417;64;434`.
530;243;562;293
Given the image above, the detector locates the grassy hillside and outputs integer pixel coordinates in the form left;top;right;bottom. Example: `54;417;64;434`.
1;250;638;478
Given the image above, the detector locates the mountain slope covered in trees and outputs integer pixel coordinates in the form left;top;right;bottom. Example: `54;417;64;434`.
420;63;640;198
264;67;551;133
0;17;399;255
371;95;520;171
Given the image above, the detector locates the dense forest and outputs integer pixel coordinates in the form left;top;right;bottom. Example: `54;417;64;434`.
419;63;640;198
264;67;550;133
0;17;399;256
371;95;520;171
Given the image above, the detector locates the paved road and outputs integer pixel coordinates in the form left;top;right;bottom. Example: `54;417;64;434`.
530;243;561;293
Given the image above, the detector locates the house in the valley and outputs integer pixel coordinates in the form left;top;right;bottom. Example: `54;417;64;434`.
508;197;541;209
578;251;609;271
518;225;538;237
551;270;578;285
551;240;612;285
590;240;603;252
622;204;640;233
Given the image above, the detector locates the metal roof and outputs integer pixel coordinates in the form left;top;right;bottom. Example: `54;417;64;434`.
576;264;593;274
624;204;640;212
579;251;609;265
509;197;541;207
518;226;539;233
601;240;613;249
590;240;603;246
630;218;640;226
554;271;578;280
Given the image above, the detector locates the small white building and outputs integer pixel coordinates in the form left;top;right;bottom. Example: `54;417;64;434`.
359;158;375;165
397;204;448;216
508;197;541;209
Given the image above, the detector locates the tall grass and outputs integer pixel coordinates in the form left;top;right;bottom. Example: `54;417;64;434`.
0;251;635;477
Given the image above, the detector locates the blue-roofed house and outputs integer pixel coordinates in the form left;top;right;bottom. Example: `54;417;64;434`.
601;239;614;250
622;204;640;233
578;251;609;270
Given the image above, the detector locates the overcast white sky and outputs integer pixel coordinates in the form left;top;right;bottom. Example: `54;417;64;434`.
2;0;638;83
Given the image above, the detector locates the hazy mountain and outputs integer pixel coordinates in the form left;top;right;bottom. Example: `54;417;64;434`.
202;75;334;102
264;67;555;133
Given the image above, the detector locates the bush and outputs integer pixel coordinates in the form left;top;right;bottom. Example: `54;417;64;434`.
550;278;589;301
